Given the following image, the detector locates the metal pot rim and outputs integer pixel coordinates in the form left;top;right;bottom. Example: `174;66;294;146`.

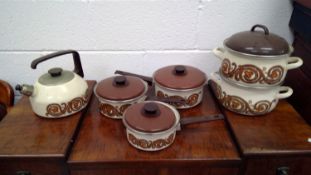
154;80;206;92
223;40;290;59
122;101;181;136
93;79;149;103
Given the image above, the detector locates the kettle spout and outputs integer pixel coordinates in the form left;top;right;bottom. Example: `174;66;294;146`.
15;84;34;96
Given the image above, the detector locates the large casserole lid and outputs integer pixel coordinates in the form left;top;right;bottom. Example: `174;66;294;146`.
95;76;146;101
123;102;177;133
153;65;206;90
224;24;290;56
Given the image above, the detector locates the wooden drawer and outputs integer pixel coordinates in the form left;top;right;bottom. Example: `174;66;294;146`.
0;158;66;175
244;157;311;175
0;81;96;175
70;167;239;175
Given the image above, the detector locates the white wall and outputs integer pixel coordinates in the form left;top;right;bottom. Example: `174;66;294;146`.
0;0;293;98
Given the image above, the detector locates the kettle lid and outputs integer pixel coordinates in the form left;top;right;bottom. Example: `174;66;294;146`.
38;67;75;86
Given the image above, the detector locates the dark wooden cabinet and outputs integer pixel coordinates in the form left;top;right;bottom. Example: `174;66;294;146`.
0;81;96;175
211;81;311;175
0;81;311;175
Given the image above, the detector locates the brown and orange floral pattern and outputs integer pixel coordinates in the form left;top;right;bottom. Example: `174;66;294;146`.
214;83;272;115
156;91;199;107
46;92;89;117
99;103;131;118
221;58;284;85
128;133;175;149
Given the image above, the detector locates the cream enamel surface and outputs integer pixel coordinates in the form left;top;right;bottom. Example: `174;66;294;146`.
213;47;303;87
29;74;88;118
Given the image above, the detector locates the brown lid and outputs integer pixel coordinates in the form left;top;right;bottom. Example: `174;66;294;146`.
224;24;290;56
123;102;177;133
153;65;206;89
96;76;146;101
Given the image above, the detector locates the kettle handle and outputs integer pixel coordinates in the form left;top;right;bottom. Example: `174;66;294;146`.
31;50;84;78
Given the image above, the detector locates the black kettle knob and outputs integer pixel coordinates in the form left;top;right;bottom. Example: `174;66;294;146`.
48;68;63;77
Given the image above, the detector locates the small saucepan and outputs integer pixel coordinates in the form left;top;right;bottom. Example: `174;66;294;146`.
115;65;207;109
122;101;224;151
94;75;149;119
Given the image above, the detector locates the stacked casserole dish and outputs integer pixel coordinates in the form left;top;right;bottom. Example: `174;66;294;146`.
211;24;303;116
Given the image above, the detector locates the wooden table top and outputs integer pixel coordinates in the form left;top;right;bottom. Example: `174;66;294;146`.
68;85;240;168
0;81;96;158
209;81;311;157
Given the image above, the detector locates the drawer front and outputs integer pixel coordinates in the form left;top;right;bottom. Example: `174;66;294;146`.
0;158;68;175
244;157;311;175
71;167;239;175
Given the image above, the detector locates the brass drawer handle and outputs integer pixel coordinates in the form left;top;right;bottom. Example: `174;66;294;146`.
16;171;31;175
276;167;289;175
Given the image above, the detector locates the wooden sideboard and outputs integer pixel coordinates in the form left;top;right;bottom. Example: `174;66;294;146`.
209;81;311;175
0;81;96;175
0;80;310;175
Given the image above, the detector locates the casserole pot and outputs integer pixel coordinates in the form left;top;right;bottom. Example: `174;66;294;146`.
16;50;88;118
122;101;223;151
210;72;293;116
94;75;148;119
213;24;303;88
115;65;207;109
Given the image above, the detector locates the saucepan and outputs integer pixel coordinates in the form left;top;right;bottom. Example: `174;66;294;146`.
122;101;224;151
94;75;149;119
115;65;207;109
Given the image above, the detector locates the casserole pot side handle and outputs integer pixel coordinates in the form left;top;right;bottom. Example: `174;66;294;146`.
212;47;225;60
275;86;293;99
286;57;303;70
31;50;84;78
209;72;222;84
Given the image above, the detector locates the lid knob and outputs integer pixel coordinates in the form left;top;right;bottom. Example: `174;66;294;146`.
143;103;160;116
251;24;269;35
174;65;186;75
48;68;63;77
113;76;127;86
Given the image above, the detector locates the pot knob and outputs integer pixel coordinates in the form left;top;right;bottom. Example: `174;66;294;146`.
143;103;160;116
113;76;127;86
48;68;63;77
174;65;186;75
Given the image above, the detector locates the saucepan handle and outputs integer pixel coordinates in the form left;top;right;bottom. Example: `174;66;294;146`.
115;70;153;86
180;114;224;126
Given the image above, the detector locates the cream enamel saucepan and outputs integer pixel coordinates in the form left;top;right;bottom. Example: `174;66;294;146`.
122;101;224;151
115;65;207;109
